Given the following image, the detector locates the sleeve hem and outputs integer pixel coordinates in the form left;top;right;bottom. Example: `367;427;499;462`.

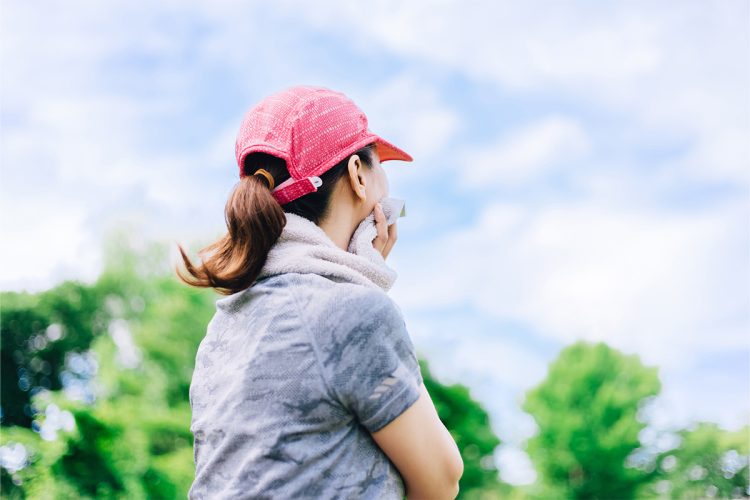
360;382;421;434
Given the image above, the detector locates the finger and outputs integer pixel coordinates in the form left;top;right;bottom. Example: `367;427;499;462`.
373;203;388;247
387;218;398;241
382;221;398;259
372;203;389;251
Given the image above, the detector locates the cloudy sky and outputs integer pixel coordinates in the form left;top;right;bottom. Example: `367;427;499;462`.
2;0;748;485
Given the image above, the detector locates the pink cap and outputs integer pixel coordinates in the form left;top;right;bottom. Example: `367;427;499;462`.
235;85;413;205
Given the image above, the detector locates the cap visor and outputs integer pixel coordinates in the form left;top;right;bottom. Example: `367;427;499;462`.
372;134;413;163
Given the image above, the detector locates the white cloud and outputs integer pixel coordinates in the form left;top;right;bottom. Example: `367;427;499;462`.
0;200;102;292
0;0;255;291
496;445;537;485
406;315;549;397
282;0;749;185
0;86;234;291
460;115;590;188
278;0;665;89
394;196;748;372
657;367;750;432
675;125;750;185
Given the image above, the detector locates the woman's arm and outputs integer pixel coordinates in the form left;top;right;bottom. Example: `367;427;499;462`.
370;382;464;500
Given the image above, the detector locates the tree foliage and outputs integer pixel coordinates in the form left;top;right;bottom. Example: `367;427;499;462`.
1;282;107;428
1;229;214;498
641;422;749;499
522;341;662;499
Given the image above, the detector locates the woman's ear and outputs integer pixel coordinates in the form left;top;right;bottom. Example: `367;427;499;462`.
347;155;367;201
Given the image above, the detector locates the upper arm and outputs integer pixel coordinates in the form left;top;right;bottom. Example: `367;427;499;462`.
307;287;424;432
371;382;464;500
304;286;463;495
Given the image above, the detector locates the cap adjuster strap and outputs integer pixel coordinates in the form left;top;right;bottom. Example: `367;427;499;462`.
272;176;322;205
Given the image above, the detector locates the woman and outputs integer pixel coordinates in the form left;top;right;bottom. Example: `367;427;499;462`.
177;86;463;499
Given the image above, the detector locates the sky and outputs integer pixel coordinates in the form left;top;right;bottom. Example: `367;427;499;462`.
2;0;749;485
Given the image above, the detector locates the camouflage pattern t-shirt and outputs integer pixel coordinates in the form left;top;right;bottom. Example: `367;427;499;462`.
188;272;424;499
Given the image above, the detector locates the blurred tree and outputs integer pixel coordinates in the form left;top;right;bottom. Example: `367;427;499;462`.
1;227;509;498
419;358;511;499
1;282;108;428
522;341;661;499
1;228;214;498
638;422;749;499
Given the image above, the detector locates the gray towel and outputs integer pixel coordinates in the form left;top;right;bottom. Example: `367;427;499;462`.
347;196;405;260
257;197;405;292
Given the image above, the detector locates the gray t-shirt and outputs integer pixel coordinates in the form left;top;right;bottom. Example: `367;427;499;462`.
188;272;424;499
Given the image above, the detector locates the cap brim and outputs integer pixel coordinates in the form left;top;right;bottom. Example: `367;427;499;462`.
370;134;413;163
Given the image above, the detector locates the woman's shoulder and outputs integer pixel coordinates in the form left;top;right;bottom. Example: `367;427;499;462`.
291;272;395;308
257;272;384;298
215;273;396;318
255;272;400;326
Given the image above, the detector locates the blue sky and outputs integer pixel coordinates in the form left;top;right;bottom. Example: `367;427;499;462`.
2;0;748;485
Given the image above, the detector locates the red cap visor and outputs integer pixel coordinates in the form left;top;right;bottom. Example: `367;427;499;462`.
371;134;413;163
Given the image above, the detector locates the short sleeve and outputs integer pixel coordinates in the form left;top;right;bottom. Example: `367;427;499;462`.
309;289;423;433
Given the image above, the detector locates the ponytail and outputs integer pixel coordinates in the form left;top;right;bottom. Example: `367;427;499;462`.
175;170;286;296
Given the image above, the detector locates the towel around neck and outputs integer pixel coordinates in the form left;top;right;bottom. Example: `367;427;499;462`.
256;212;397;292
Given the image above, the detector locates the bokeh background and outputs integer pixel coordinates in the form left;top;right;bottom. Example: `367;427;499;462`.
1;0;748;498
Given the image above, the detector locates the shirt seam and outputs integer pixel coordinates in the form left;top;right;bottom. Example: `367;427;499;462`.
286;273;349;411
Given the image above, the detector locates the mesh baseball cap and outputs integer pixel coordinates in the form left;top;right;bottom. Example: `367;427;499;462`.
235;85;413;205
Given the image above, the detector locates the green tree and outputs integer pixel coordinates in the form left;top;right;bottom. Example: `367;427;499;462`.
1;282;108;428
639;422;749;499
522;341;661;499
1;228;214;498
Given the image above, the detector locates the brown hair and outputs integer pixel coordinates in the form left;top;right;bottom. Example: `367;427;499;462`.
175;144;375;295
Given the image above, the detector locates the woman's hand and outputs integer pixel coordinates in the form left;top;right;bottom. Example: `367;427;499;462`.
372;202;397;260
